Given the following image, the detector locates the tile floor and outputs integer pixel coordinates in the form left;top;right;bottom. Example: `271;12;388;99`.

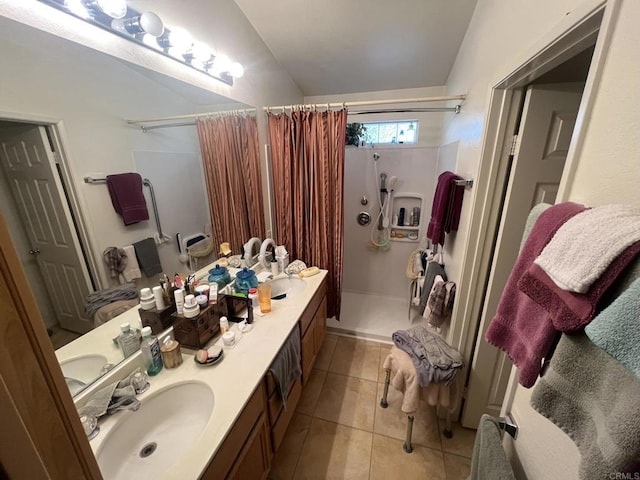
269;333;476;480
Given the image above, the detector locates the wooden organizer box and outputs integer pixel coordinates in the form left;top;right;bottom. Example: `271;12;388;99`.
171;295;253;350
139;303;176;335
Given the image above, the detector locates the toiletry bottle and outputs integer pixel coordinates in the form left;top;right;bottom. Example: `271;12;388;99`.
219;316;229;334
117;322;140;359
271;259;279;276
248;288;259;308
140;327;163;376
209;282;218;305
398;208;405;226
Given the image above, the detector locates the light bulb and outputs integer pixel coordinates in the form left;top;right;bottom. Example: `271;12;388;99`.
168;28;192;52
229;62;244;78
95;0;127;19
112;11;164;37
191;42;213;69
64;0;90;18
212;54;231;74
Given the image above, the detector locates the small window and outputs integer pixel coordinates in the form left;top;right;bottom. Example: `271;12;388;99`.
362;121;418;145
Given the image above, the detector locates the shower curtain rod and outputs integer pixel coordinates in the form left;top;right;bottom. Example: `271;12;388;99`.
263;94;466;112
127;107;257;130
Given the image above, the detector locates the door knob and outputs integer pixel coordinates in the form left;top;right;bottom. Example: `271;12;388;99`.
28;248;41;255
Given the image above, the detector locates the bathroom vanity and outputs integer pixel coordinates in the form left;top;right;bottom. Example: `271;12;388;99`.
83;268;328;480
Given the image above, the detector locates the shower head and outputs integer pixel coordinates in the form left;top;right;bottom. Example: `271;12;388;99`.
372;152;380;161
388;175;398;191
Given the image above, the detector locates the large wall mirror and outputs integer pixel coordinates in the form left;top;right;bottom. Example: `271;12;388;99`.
0;14;257;395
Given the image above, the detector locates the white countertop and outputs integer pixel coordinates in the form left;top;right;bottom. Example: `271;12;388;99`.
88;269;328;480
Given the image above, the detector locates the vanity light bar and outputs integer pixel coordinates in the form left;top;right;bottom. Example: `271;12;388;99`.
37;0;245;85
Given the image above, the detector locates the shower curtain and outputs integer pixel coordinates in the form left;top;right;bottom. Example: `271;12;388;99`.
267;109;347;319
196;115;265;254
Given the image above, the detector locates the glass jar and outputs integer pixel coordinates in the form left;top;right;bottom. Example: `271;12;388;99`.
208;265;231;289
235;267;258;296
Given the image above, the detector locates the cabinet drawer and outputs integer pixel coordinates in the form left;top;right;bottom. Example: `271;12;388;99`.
299;279;326;336
270;378;302;452
266;378;298;427
227;412;271;480
313;297;327;354
200;383;266;480
301;325;316;384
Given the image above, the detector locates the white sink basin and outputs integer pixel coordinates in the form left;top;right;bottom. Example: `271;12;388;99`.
60;354;108;395
270;277;306;299
96;381;214;480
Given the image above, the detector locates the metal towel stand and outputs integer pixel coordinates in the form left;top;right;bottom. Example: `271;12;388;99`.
84;176;164;239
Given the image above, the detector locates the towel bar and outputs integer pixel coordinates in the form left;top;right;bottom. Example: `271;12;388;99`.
453;178;474;188
84;176;164;239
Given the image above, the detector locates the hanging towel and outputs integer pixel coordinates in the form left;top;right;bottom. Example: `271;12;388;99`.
424;280;456;328
133;238;162;277
530;333;640;478
518;236;640;332
468;415;516;480
120;245;142;283
485;202;586;388
106;173;149;226
585;276;640;379
419;261;447;313
427;171;464;246
534;204;640;293
268;324;301;409
102;247;127;278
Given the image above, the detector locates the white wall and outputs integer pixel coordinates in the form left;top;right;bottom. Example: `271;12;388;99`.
342;147;438;300
442;0;640;476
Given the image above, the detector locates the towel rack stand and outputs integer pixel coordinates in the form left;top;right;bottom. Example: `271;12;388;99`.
84;176;164;239
454;178;474;188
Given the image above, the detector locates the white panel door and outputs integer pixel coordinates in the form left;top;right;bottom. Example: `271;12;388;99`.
462;85;583;427
0;125;92;333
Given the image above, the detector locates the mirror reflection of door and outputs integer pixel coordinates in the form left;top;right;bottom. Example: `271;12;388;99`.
0;122;94;340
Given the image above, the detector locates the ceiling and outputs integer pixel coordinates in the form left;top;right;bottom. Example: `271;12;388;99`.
234;0;478;96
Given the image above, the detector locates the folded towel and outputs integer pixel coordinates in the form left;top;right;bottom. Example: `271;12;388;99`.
382;346;463;415
106;173;149;226
102;247;127;278
485;202;586;387
534;204;640;293
585;276;640;379
468;415;516;480
93;299;139;328
84;283;138;319
121;245;142;283
427;171;464;246
133;238;162;277
269;324;301;409
392;326;463;387
530;333;640;478
518;237;640;332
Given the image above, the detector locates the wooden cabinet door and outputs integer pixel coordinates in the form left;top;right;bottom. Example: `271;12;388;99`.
301;324;315;384
313;297;327;356
228;413;272;480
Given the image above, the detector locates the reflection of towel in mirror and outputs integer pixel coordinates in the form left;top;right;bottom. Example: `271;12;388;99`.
530;333;640;478
468;415;516;480
103;247;127;278
106;173;149;226
133;238;162;277
84;283;138;319
269;324;301;409
93;299;140;328
121;245;142;282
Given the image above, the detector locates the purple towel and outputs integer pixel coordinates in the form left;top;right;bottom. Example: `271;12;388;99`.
485;202;586;388
106;173;149;226
518;240;640;332
427;171;463;246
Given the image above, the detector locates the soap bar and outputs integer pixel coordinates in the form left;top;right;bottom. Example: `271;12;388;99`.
299;267;320;278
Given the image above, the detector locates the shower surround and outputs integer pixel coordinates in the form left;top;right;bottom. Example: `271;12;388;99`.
328;146;439;340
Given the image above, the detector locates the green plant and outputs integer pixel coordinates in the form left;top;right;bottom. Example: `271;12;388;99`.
345;123;367;147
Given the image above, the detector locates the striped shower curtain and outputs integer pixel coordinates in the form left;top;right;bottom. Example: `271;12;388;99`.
267;108;347;319
196;115;265;255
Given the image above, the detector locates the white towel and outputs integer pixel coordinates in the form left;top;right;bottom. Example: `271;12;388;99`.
121;245;141;283
534;204;640;293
